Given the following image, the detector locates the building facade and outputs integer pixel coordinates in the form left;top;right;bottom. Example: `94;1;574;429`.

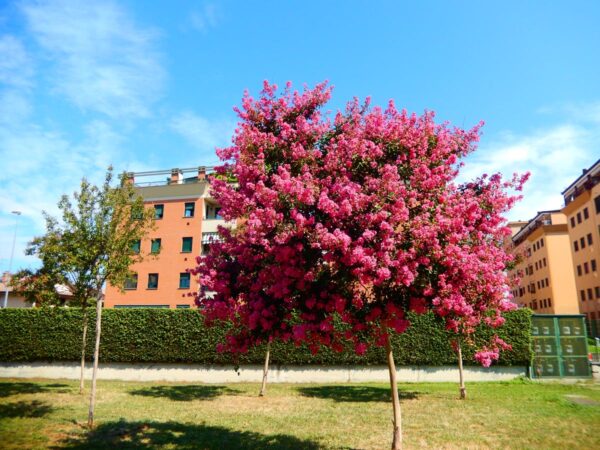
507;211;579;314
104;167;230;309
561;159;600;327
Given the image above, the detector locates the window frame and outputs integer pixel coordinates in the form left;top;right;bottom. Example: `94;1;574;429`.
181;237;193;253
131;239;141;255
124;273;138;290
179;272;191;289
154;204;164;220
151;238;162;254
184;202;195;218
147;273;159;289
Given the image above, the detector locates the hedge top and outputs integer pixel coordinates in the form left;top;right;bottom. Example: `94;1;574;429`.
0;308;532;366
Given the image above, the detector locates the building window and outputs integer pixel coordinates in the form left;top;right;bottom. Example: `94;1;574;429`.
581;290;586;301
584;207;589;220
176;304;191;309
577;265;582;276
154;204;164;219
580;237;586;249
574;240;579;252
548;298;552;307
131;239;141;254
595;195;600;214
570;217;576;228
151;238;162;254
540;238;544;247
543;258;547;267
124;273;138;290
147;273;159;289
584;262;589;274
545;278;549;287
587;233;593;246
182;237;193;253
184;202;195;218
595;286;600;299
592;259;597;272
148;273;159;289
179;273;191;289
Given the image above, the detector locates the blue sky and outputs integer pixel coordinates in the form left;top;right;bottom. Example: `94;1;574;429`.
1;0;599;270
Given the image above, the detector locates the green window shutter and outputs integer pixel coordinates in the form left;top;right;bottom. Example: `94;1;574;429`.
179;273;191;289
182;237;193;252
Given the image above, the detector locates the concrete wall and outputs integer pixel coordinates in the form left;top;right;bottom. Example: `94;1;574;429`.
0;362;526;383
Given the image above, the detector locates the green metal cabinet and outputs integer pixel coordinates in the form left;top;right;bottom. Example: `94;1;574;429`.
531;315;591;378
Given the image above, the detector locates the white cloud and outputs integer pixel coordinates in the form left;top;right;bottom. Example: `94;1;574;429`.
0;117;148;271
461;123;596;222
189;3;219;33
170;111;235;158
21;0;164;119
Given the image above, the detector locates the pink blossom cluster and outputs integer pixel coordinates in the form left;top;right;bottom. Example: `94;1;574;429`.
191;81;527;366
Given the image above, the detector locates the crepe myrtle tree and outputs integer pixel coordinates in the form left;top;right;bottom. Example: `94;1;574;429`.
27;167;154;427
192;82;527;450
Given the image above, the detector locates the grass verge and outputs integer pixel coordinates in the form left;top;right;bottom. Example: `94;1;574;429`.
0;377;598;449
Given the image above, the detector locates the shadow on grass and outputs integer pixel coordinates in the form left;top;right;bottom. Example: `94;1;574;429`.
0;400;54;418
0;382;70;398
57;420;321;449
297;385;419;403
129;385;243;402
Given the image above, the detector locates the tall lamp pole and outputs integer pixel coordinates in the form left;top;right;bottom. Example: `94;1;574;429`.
2;211;22;308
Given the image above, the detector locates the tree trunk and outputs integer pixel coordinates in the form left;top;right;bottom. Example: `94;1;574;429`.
258;342;271;397
79;306;88;394
385;335;402;450
87;296;103;428
457;340;466;400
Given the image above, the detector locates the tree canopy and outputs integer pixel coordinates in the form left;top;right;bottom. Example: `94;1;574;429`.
193;82;527;366
26;168;155;304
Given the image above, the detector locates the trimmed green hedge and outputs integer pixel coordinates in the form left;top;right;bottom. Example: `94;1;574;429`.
0;308;531;366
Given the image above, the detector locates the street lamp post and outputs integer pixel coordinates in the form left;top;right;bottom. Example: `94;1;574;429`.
2;211;22;308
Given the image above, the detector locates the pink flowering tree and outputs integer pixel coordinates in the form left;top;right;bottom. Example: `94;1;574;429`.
192;81;526;450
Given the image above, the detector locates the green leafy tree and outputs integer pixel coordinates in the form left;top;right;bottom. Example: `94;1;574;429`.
26;167;154;427
9;268;65;307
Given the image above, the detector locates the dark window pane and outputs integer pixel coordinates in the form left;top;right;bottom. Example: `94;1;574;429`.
124;273;138;290
587;233;593;245
182;237;193;253
184;202;195;218
179;273;191;289
151;239;161;254
154;204;164;219
148;273;159;289
131;240;141;254
583;208;589;219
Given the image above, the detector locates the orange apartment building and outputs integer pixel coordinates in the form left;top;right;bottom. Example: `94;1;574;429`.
561;158;600;327
104;167;231;309
507;210;579;314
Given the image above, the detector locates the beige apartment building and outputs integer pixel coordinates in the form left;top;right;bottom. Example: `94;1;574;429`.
508;211;579;314
561;159;600;327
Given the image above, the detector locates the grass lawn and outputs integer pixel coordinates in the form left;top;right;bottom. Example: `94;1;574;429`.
0;377;598;449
